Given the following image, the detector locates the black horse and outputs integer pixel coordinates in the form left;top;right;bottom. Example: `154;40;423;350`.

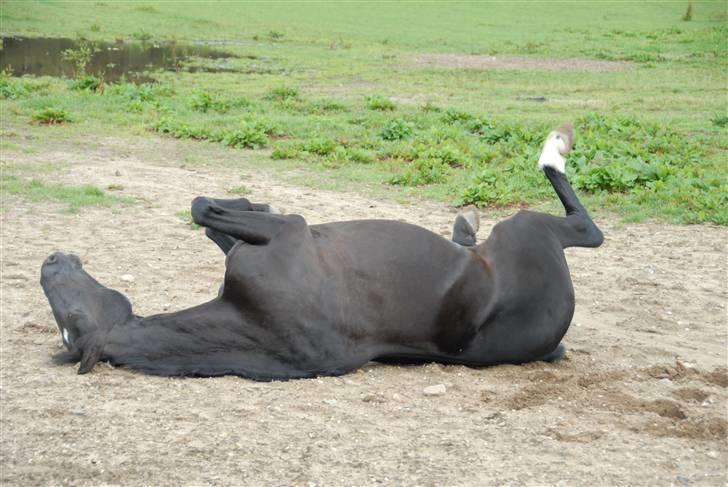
40;123;602;380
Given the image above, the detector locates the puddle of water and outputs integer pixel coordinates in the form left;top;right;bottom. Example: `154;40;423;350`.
0;36;241;82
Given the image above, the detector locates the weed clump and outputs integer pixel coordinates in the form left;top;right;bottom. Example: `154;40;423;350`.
189;90;229;113
441;108;475;125
682;1;693;21
366;94;395;111
32;108;72;125
390;158;449;186
301;137;336;156
271;142;301;160
380;119;413;141
175;210;200;229
69;74;102;92
227;184;250;195
710;113;728;128
0;75;49;99
266;86;299;101
222;125;268;149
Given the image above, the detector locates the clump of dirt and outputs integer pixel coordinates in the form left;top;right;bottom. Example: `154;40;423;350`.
672;387;711;403
644;361;728;387
414;53;633;72
576;370;627;388
643;399;687;420
648;416;728;441
547;428;605;443
505;382;566;410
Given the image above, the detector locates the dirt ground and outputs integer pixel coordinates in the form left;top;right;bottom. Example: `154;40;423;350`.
413;54;633;72
1;133;726;486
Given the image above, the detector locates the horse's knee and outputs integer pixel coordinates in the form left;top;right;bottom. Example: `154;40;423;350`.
191;196;221;225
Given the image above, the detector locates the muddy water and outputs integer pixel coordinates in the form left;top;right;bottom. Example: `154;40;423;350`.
0;36;240;82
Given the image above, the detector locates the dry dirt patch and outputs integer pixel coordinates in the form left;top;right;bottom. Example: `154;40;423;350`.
1;133;726;485
414;53;633;71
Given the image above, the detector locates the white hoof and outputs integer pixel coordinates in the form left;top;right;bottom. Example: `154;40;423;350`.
538;122;574;174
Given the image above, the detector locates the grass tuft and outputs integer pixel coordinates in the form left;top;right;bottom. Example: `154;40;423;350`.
1;176;133;212
366;94;395;111
31;108;72;125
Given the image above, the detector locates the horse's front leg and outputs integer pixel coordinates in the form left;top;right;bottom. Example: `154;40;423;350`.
191;196;302;246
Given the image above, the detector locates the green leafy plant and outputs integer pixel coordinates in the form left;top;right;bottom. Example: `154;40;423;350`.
189;90;229;113
265;86;299;101
301;137;336;156
227;184;250;195
69;74;102;92
175;210;200;229
61;38;98;77
389;158;448;186
222;125;268;148
271;142;301;160
366;94;395;111
710;113;728;128
31;107;72;125
380;119;413;141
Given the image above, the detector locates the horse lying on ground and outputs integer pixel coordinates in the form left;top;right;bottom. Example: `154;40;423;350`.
40;123;603;381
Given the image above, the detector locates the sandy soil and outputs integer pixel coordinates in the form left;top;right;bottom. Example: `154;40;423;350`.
414;54;633;72
1;133;726;486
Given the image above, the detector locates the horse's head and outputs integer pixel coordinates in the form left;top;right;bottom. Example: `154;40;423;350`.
40;251;134;373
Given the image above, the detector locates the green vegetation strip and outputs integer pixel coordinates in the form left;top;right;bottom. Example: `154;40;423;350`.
1;175;134;213
1;1;726;224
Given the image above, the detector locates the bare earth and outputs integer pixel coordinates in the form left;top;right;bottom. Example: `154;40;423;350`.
413;54;633;72
1;134;726;486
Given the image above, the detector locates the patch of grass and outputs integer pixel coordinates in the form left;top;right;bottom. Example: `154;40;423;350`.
227;184;250;195
682;1;693;21
106;81;172;102
265;86;299;101
31;107;72;125
366;94;395;111
301;137;336;156
267;30;285;41
132;29;152;42
0;176;133;212
175;209;200;229
222;125;268;149
189;90;229;113
0;74;49;99
710;113;728;127
271;142;301;160
69;75;102;92
1;1;726;224
380;118;413;141
390;158;449;186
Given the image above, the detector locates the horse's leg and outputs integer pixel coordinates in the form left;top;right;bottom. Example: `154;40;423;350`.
197;197;280;254
452;210;479;247
191;196;303;246
201;197;279;214
538;123;603;249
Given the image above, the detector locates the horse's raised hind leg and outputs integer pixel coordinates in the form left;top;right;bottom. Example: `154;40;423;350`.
196;197;280;254
539;124;604;249
452;210;479;247
191;196;304;246
200;197;278;214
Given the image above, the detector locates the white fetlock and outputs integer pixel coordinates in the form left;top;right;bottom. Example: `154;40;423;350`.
538;123;573;174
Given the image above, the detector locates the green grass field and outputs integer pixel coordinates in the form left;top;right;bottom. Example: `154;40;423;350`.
1;1;726;223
